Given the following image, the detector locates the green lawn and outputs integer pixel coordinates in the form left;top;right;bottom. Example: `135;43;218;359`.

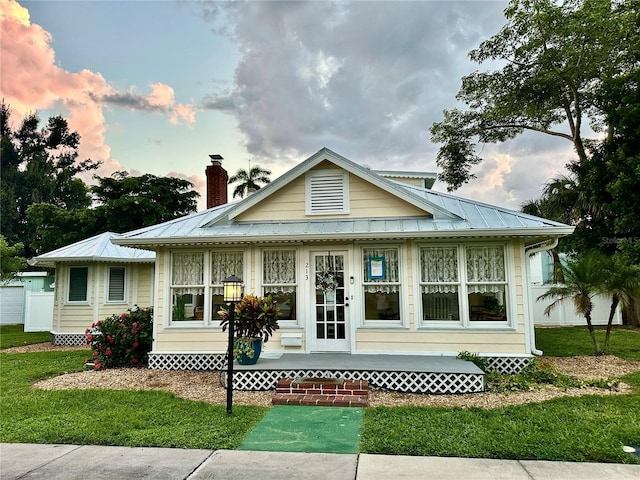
361;380;640;462
535;326;640;360
0;350;267;449
0;324;51;349
361;326;640;463
1;325;639;462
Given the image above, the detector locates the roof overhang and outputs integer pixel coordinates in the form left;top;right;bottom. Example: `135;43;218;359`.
113;226;575;249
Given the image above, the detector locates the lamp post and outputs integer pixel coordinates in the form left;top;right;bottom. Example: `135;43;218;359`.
222;274;244;416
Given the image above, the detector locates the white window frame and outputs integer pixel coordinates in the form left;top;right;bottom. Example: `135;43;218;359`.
106;266;127;304
360;243;408;328
417;244;463;328
168;251;206;327
464;244;512;328
67;265;89;304
166;249;250;328
305;169;350;215
209;249;246;327
259;247;299;328
416;242;515;330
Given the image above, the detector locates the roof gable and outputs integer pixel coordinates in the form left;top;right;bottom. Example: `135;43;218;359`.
206;148;459;226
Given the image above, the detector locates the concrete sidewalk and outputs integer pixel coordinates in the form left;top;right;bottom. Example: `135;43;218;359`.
2;443;640;480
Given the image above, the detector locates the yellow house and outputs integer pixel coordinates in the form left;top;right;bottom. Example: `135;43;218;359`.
33;232;155;346
112;148;574;387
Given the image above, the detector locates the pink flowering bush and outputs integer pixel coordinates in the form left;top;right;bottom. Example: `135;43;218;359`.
85;307;153;370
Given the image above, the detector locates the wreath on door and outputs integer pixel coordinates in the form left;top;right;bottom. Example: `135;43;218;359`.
316;270;338;292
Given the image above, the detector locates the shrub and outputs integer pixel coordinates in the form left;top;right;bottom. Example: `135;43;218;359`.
219;294;280;359
456;351;491;372
484;358;620;393
86;307;153;370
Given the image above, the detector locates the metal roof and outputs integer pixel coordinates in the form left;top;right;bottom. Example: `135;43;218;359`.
33;232;155;266
113;148;574;248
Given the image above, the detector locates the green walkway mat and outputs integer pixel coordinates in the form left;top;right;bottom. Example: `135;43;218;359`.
239;405;363;454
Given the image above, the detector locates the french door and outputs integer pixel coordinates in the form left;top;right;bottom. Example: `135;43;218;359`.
310;250;350;352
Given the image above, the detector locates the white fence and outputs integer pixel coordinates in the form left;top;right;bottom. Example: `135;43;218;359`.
531;285;621;326
0;285;24;324
24;291;54;332
0;286;53;331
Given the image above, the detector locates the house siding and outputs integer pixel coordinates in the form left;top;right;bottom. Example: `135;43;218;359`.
151;239;529;356
52;262;154;334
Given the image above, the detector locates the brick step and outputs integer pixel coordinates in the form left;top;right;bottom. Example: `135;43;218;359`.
275;377;368;396
272;393;369;407
273;377;369;407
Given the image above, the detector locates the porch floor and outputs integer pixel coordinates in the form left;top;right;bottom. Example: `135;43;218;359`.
231;353;484;394
235;353;482;375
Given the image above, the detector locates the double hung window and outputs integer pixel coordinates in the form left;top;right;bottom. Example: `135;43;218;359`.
362;247;401;323
170;252;205;322
419;246;460;322
169;250;246;325
262;249;297;321
466;246;508;322
210;251;244;322
68;266;88;302
418;244;510;327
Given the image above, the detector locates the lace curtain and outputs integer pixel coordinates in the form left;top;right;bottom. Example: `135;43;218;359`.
466;246;506;294
420;247;459;294
363;248;399;293
263;250;296;294
172;253;204;286
211;251;244;295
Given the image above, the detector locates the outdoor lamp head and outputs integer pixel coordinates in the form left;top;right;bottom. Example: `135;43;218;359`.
222;275;244;302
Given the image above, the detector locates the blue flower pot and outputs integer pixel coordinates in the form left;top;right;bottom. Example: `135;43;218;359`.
235;338;262;365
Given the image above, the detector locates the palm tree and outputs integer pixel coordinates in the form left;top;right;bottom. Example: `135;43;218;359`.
537;251;608;355
601;258;640;353
228;165;272;199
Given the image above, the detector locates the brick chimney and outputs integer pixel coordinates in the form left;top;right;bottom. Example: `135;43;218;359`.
205;154;228;208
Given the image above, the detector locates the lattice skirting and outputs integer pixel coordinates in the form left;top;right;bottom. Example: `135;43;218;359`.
486;356;533;375
145;352;531;393
50;332;87;346
148;352;226;371
229;370;484;394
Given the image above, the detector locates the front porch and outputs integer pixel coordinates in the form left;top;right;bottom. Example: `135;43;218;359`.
148;351;533;394
231;353;485;394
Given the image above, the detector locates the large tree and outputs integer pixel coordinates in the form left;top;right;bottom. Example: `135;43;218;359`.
90;171;199;232
1;104;98;256
28;171;200;254
430;0;639;190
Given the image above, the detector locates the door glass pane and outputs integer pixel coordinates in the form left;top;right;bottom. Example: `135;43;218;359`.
327;323;335;338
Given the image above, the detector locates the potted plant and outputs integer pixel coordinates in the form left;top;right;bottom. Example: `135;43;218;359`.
219;293;280;364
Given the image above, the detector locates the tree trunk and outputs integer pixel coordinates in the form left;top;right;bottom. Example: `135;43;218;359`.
604;295;619;353
622;296;640;327
584;309;601;355
551;250;565;284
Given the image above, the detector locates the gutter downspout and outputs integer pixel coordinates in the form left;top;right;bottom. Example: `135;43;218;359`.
524;238;559;356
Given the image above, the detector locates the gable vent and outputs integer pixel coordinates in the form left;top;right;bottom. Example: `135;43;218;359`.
306;170;350;215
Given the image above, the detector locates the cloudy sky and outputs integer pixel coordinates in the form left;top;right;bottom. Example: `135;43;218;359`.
1;0;578;211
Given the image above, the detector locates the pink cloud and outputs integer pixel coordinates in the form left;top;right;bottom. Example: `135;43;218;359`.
0;0;197;181
147;83;175;107
171;104;197;125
